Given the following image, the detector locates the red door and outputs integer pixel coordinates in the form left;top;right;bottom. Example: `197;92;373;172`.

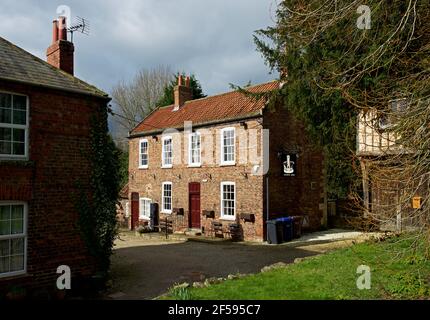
131;192;139;230
189;183;201;228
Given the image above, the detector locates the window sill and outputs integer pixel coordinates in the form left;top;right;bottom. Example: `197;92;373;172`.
0;159;34;167
139;216;150;220
220;162;236;167
138;166;148;170
188;163;202;168
161;210;172;214
0;270;27;280
220;216;236;221
161;165;173;169
0;155;28;160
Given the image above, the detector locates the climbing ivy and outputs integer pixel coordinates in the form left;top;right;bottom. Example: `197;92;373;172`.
76;110;121;276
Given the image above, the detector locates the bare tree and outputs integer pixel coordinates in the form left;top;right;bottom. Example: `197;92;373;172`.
111;65;174;145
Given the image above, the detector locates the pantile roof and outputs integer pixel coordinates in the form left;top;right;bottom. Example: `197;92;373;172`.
130;80;279;136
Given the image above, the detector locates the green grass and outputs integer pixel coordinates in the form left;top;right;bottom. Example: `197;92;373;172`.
165;233;430;300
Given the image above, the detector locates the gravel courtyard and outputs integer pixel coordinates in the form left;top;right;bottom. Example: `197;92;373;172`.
104;230;365;300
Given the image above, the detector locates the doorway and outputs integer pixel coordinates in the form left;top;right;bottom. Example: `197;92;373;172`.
131;192;139;230
188;182;201;228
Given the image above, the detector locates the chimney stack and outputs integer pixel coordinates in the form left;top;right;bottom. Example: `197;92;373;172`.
52;20;59;43
46;16;75;75
173;75;192;111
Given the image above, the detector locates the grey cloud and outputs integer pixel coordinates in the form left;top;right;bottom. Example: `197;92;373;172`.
1;0;276;96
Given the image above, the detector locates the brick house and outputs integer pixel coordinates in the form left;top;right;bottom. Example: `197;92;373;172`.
128;77;327;241
0;17;110;296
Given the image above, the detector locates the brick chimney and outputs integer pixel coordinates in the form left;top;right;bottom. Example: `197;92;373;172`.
46;16;74;75
173;75;192;111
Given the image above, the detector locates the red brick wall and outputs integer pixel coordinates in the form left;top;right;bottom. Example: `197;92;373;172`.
128;119;265;241
0;80;106;296
129;103;326;241
46;40;74;75
263;104;326;231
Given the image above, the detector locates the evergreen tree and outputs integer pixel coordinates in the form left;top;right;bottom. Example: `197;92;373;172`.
254;0;429;198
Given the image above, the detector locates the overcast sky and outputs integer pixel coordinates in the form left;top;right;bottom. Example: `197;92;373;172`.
0;0;277;97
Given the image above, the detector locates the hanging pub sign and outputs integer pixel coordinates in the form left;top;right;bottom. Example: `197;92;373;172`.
282;153;297;177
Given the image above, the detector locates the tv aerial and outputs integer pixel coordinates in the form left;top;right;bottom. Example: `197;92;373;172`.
67;16;90;42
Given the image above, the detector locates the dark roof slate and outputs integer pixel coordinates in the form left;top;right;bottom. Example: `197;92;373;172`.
0;36;108;98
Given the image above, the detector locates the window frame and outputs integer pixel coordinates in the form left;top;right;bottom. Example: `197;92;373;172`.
0;91;29;160
0;201;27;278
138;138;149;169
188;131;201;167
220;181;236;220
220;127;236;166
139;197;151;220
125;202;130;218
161;182;173;214
161;136;173;168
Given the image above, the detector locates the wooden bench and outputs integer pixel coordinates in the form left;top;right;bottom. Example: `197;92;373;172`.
207;221;242;239
157;217;173;239
228;223;241;241
208;221;226;238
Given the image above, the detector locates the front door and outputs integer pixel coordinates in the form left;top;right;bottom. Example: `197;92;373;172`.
131;192;139;230
189;182;201;228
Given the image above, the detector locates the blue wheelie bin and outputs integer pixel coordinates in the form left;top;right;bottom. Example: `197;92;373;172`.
276;217;293;242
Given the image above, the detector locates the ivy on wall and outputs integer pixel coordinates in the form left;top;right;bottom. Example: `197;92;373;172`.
76;109;121;275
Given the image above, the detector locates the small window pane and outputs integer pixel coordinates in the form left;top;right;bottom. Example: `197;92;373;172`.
0;141;11;154
13;129;25;143
13;110;26;125
0;256;10;273
10;255;24;272
0;240;10;257
11;238;24;255
0;127;12;141
11;219;23;234
11;205;23;219
13;95;27;110
0;205;11;220
0;93;11;109
0;220;11;236
13;142;25;155
0;109;11;124
141;155;147;166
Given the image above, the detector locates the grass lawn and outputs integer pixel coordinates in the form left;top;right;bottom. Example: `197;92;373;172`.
167;233;430;300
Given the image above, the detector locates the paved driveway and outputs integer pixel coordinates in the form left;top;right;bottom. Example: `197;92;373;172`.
105;233;327;300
